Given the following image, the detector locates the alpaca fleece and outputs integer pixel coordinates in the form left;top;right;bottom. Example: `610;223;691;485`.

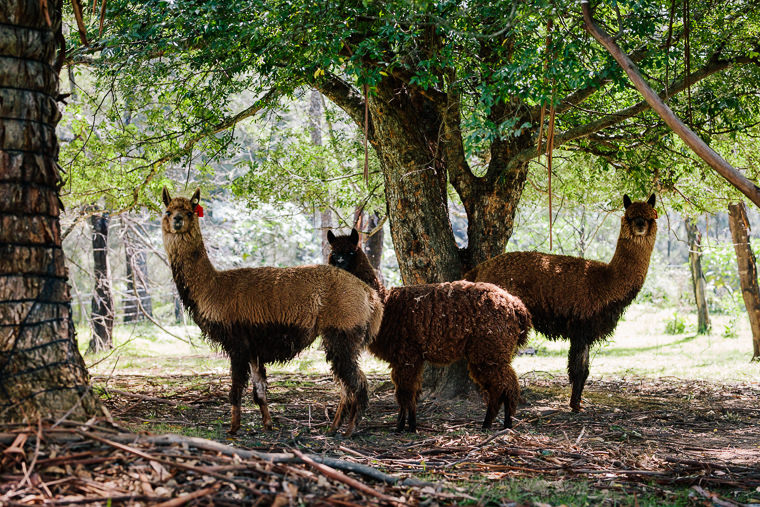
464;194;657;412
162;188;383;436
328;229;531;431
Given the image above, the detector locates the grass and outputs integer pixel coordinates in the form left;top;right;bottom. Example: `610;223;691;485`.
80;303;760;384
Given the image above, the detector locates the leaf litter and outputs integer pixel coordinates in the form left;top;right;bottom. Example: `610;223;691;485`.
1;372;758;506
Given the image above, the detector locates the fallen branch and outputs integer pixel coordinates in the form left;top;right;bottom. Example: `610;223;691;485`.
291;449;403;505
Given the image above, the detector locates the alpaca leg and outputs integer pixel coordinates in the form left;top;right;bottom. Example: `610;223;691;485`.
568;341;590;412
228;353;251;435
391;365;422;432
323;329;368;436
503;366;520;429
250;361;272;430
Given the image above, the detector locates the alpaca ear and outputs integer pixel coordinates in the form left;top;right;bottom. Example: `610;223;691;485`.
648;194;656;207
162;187;171;206
190;188;201;207
350;228;360;246
327;230;336;245
623;194;632;209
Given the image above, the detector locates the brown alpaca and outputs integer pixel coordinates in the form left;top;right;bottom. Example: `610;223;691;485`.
464;194;658;412
327;229;532;431
161;188;383;436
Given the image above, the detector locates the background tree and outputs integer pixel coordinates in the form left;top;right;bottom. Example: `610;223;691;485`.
87;211;114;353
728;202;760;360
685;218;710;334
0;0;101;421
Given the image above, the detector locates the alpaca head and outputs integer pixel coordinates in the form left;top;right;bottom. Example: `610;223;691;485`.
162;187;202;236
326;229;361;271
621;194;657;240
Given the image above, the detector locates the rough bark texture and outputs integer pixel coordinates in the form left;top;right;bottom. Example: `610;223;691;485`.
685;219;710;334
727;203;760;360
0;0;102;421
123;217;153;323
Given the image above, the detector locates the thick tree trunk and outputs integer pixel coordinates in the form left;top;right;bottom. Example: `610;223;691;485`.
0;0;102;421
685;218;710;334
727;203;760;360
88;212;114;353
122;217;153;323
355;211;385;287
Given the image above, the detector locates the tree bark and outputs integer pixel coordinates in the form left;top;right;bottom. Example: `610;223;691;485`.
0;0;102;421
88;212;114;353
727;203;760;360
355;211;385;287
685;218;710;334
122;216;153;323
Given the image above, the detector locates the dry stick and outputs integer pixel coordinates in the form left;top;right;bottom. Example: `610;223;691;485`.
74;430;260;494
291;449;403;505
102;388;179;406
153;486;219;507
580;0;760;208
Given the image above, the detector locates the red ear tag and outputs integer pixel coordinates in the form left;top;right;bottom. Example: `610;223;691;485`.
195;204;204;217
653;209;658;219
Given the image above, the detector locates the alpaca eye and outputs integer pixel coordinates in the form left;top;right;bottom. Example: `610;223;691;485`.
165;211;171;216
187;212;193;218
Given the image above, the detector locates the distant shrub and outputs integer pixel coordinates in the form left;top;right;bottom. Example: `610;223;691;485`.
665;312;687;335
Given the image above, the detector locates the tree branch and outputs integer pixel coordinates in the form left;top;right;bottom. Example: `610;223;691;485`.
120;88;280;212
316;73;375;143
581;0;760;208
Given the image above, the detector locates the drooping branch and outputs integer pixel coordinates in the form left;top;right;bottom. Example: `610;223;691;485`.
581;0;760;208
316;73;376;144
122;88;279;212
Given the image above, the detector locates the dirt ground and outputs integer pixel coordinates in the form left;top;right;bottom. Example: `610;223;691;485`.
86;370;760;505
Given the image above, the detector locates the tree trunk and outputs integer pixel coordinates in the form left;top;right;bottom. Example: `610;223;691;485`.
727;203;760;360
122;216;152;323
0;0;102;421
685;218;710;334
88;212;114;353
355;210;385;287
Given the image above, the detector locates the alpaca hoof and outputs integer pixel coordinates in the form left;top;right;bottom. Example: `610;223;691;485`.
227;424;240;436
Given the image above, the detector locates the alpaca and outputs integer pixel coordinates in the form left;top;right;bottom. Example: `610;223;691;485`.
327;229;532;431
161;188;383;436
464;194;658;412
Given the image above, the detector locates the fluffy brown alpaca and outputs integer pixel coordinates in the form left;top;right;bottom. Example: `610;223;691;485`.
327;229;531;431
162;188;383;436
465;194;658;412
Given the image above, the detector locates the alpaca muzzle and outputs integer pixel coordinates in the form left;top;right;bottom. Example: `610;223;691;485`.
172;217;184;231
631;217;648;235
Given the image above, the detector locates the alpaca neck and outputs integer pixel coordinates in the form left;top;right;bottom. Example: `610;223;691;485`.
165;226;217;304
355;251;388;301
607;234;655;291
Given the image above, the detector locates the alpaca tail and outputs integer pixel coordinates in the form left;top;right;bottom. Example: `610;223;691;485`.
515;303;532;349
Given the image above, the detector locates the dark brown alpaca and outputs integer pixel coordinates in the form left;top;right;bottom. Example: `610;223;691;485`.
327;229;531;431
161;188;383;436
465;194;658;412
